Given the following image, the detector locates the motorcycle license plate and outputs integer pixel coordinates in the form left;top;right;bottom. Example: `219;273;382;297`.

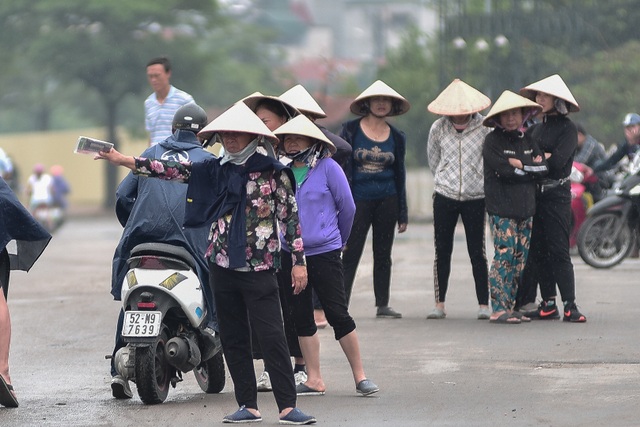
122;311;162;337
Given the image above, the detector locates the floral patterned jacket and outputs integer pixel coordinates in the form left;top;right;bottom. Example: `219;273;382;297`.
134;156;306;272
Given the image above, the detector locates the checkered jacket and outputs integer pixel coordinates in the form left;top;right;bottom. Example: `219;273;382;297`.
427;114;490;201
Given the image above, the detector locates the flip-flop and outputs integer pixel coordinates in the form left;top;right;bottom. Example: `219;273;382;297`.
0;375;19;408
296;382;325;396
512;311;531;322
489;312;521;324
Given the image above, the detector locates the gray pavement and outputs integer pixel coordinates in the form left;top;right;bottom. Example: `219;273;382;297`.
1;214;639;426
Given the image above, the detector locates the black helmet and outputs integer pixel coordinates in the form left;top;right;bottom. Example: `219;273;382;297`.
172;103;208;133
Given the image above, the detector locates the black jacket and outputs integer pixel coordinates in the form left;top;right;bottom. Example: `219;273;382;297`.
483;128;548;219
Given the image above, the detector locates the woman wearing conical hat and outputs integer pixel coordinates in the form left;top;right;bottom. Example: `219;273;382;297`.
482;91;548;324
240;92;309;392
279;84;353;172
273;114;379;397
339;80;410;319
279;84;353;328
95;102;317;425
238;92;299;159
517;74;586;323
426;78;492;320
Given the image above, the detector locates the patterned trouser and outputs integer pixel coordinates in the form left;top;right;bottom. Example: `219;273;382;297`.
488;215;533;313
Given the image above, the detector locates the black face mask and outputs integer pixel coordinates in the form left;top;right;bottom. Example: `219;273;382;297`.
285;146;313;162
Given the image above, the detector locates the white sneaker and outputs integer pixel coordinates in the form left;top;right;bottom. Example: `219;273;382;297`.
256;371;272;392
294;371;308;386
477;306;491;320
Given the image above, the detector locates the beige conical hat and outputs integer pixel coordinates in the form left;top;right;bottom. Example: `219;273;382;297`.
273;115;336;154
483;91;543;127
198;102;278;143
427;79;491;115
350;80;411;116
519;74;580;112
279;84;327;119
240;92;299;118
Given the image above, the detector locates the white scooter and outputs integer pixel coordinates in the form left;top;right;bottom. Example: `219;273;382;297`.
112;242;225;404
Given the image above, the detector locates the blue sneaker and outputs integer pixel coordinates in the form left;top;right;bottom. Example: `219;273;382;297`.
279;408;316;425
223;406;262;423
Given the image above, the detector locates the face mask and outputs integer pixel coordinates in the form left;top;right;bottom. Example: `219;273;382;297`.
220;138;260;165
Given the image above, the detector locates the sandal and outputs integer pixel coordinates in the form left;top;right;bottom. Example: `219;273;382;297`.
0;375;18;408
512;311;531;322
489;312;521;324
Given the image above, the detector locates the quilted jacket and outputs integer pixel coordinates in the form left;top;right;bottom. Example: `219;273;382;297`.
427;114;490;201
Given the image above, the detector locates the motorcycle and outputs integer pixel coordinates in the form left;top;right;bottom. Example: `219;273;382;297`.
113;242;225;404
569;162;598;249
577;154;640;268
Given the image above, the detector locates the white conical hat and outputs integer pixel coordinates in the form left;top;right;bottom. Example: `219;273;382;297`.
279;84;327;119
519;74;580;112
427;78;491;115
240;92;299;118
198;102;278;143
350;80;411;116
273;115;336;154
483;90;543;127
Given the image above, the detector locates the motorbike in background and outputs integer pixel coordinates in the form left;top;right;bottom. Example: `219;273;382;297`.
577;154;640;268
570;162;599;249
113;242;225;404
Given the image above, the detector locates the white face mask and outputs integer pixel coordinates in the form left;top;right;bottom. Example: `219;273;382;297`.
220;138;260;165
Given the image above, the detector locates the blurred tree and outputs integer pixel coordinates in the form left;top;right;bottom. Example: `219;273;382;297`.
378;26;440;168
0;0;220;206
568;40;640;147
433;0;640;149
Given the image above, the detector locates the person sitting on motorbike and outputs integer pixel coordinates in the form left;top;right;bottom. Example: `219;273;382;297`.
574;123;612;202
109;103;219;399
26;163;54;231
592;113;640;175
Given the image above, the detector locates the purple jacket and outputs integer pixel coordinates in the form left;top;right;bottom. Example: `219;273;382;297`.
281;158;355;256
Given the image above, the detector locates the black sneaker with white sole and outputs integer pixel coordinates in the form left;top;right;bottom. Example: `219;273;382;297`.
111;375;133;399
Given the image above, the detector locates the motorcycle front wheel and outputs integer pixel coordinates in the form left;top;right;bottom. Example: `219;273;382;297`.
577;212;634;268
194;350;225;393
134;330;172;404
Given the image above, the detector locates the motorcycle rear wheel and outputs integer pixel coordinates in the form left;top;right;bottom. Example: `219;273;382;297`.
134;330;172;404
194;350;225;393
577;212;634;268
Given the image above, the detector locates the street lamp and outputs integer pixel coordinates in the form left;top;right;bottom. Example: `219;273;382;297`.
452;36;467;77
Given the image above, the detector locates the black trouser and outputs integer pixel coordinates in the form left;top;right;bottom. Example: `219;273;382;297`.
211;264;296;412
282;250;356;341
343;195;398;307
0;248;9;300
251;268;302;360
432;193;489;305
519;185;575;305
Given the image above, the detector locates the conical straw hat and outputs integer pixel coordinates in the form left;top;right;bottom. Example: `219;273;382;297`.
198;102;278;143
279;85;327;119
240;92;299;118
483;90;543;127
273;115;336;154
519;74;580;112
427;79;491;115
350;80;410;116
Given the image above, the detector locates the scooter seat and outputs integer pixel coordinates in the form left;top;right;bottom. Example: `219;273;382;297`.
129;243;198;272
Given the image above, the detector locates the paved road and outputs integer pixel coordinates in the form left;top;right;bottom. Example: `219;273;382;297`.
1;214;639;426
